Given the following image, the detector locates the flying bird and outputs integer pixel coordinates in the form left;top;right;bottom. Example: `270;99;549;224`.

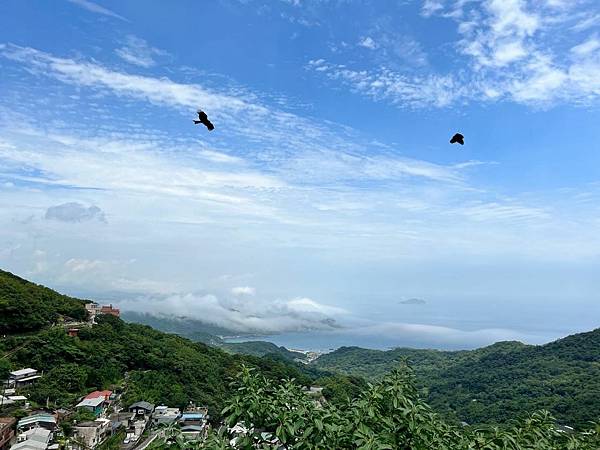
193;110;214;131
450;133;464;145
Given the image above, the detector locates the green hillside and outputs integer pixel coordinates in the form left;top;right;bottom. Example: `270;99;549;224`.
0;270;354;419
0;269;88;333
3;267;600;446
150;367;600;450
313;334;600;428
222;340;306;360
121;311;238;345
122;310;307;361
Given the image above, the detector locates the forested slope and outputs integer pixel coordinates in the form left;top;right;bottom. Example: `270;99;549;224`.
313;334;600;428
0;269;88;333
0;270;361;419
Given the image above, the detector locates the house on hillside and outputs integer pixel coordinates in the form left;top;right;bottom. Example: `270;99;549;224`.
151;406;180;426
100;305;120;317
84;391;112;402
67;328;79;337
85;303;120;323
178;406;209;441
0;417;16;450
75;397;105;417
71;418;111;449
128;401;154;418
16;414;57;433
9;369;41;388
0;395;28;407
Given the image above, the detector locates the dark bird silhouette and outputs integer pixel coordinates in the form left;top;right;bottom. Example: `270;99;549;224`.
193;110;214;131
450;132;464;145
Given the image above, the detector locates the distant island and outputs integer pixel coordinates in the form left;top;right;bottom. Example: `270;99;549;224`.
399;298;427;305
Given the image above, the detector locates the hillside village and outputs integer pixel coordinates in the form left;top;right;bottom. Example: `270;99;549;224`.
0;304;215;450
1;302;327;450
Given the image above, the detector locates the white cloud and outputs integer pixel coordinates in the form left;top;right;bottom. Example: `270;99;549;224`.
64;258;104;273
115;35;167;68
421;0;444;17
1;45;252;115
66;0;128;22
118;293;344;334
45;202;107;223
231;286;256;296
572;13;600;32
350;321;551;349
199;150;243;164
460;202;550;222
571;36;600;56
307;60;467;108
0;45;469;186
358;36;377;50
309;1;600;107
2;40;600;344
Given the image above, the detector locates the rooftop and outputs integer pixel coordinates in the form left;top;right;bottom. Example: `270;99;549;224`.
84;390;112;400
10;368;37;377
181;413;205;420
17;414;56;429
75;418;110;428
10;440;47;450
76;397;105;408
15;375;42;383
24;427;51;444
129;401;154;411
153;406;180;416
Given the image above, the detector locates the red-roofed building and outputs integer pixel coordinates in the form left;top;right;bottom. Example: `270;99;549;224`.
84;391;112;401
99;305;120;317
86;303;120;322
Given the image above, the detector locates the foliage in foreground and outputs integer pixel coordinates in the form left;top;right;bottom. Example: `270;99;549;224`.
150;365;600;450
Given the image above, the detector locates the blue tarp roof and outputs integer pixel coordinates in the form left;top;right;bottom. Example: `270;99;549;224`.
181;413;205;420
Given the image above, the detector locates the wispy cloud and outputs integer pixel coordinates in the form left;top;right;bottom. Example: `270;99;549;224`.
310;0;600;108
66;0;128;22
571;35;600;56
2;38;600;344
115;35;168;68
307;60;467;108
572;13;600;32
0;44;468;185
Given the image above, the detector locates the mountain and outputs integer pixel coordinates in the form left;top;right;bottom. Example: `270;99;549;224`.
0;269;353;419
221;340;306;361
312;334;600;428
121;311;308;361
0;269;88;333
120;311;233;345
3;268;600;447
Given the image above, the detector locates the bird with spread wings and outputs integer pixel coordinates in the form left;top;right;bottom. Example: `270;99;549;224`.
193;110;215;131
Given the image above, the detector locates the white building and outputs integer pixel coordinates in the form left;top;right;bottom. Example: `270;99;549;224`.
151;406;181;426
71;418;111;449
9;368;41;387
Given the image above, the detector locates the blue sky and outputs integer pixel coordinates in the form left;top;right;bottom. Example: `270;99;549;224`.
1;0;600;349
